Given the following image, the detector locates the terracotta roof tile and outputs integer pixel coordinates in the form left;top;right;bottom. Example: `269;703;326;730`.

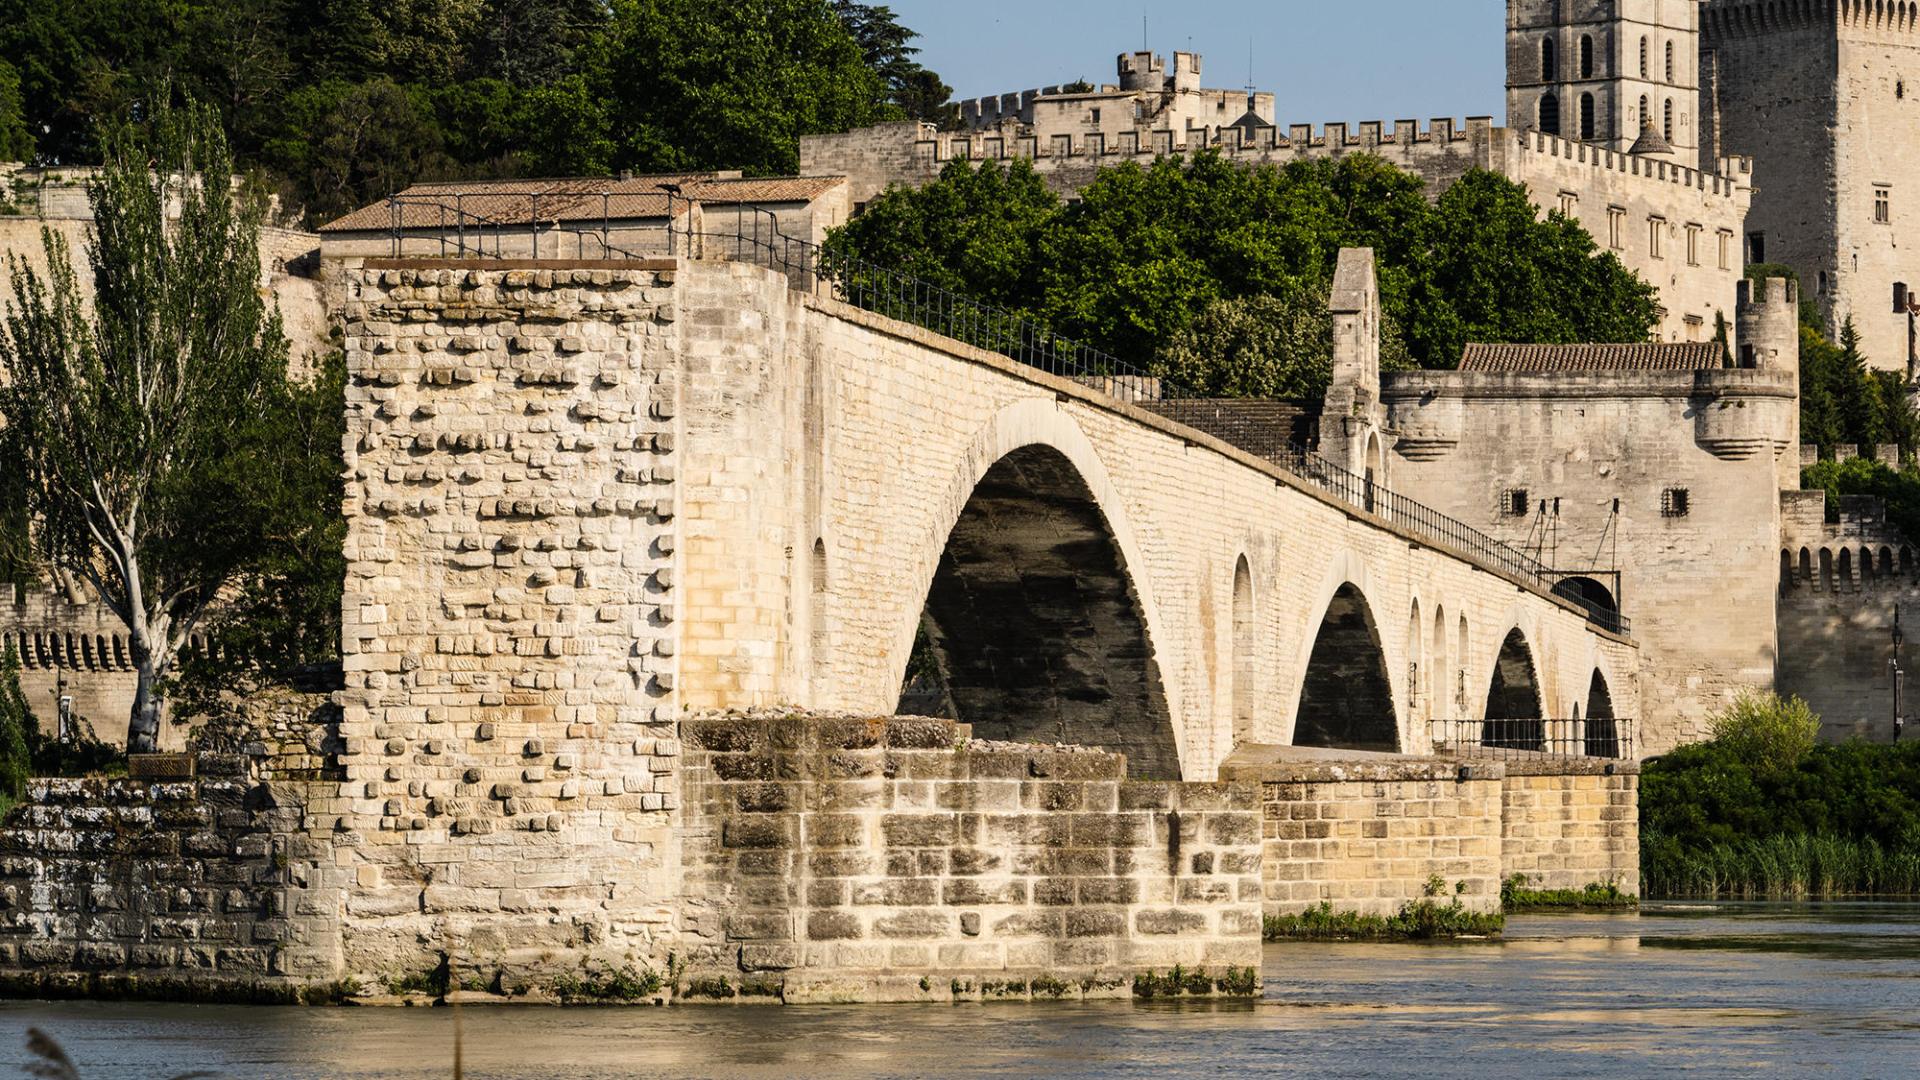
1458;342;1725;372
320;174;844;233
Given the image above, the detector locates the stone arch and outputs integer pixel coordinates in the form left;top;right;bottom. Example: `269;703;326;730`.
810;537;829;667
1882;546;1896;575
1540;92;1561;137
1839;547;1855;589
1431;603;1449;722
1799;546;1813;582
1292;581;1399;752
1456;614;1470;720
1584;668;1621;758
1230;554;1255;749
1780;549;1793;590
1820;547;1835;589
1484;627;1545;751
1407;597;1423;718
894;399;1180;779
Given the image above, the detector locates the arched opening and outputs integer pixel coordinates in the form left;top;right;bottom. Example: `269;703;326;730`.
897;443;1178;779
1407;599;1423;718
1663;98;1674;142
1665;39;1675;82
1883;547;1896;575
1231;556;1255;748
1780;549;1793;590
1456;615;1470;719
1799;547;1813;582
811;538;829;664
1839;547;1854;589
1580;34;1594;79
1540;93;1561;137
1580;93;1596;140
1820;548;1835;590
1542;37;1557;81
1293;584;1399;752
1483;628;1544;751
1431;604;1449;722
1639;36;1649;77
1552;576;1619;625
1861;546;1876;583
1584;670;1620;758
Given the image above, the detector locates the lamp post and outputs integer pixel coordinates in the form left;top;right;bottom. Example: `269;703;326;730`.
1893;610;1906;743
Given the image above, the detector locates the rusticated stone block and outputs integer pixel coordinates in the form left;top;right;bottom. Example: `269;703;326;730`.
806;911;863;940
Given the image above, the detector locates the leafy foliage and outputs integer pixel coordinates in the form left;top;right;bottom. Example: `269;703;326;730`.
1;0;944;222
1263;877;1504;940
1161;285;1415;400
0;643;32;802
1641;693;1920;898
0;104;297;749
828;152;1659;377
1802;456;1920;543
1499;873;1637;910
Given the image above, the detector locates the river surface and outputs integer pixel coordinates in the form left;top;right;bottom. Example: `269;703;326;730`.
4;903;1918;1079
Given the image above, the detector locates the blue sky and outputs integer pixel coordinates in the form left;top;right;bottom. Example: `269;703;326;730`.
886;0;1507;126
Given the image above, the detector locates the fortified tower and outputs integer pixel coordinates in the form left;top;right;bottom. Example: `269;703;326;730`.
1704;0;1920;373
1507;0;1703;167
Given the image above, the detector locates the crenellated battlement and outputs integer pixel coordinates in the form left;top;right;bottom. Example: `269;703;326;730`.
909;117;1754;201
1706;0;1920;39
3;582;137;673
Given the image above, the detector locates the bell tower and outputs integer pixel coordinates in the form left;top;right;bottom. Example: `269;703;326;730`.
1506;1;1702;169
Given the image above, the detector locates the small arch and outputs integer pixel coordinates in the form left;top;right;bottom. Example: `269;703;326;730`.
1584;670;1621;758
1431;604;1450;723
1905;546;1916;573
1580;34;1595;78
1839;547;1855;589
810;537;829;664
1780;549;1793;591
1407;598;1424;717
1639;36;1649;78
1665;39;1675;83
1799;546;1813;582
1230;555;1255;748
1861;546;1876;583
1820;547;1835;590
1484;628;1545;751
1580;93;1596;140
1540;92;1562;137
1542;37;1558;81
1882;546;1896;575
1664;98;1675;142
1456;615;1470;717
1293;583;1399;752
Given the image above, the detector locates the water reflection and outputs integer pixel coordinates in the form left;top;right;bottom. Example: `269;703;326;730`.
5;903;1919;1080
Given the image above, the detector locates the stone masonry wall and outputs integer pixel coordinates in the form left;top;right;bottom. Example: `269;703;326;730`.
678;710;1263;1003
0;757;341;997
331;261;684;988
1222;748;1506;917
1499;760;1640;896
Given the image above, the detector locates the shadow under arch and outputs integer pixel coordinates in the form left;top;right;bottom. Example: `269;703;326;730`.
1292;582;1399;752
1584;668;1621;758
1484;627;1545;751
895;441;1179;779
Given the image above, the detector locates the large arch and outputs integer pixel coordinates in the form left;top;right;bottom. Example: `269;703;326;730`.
1292;582;1400;752
1584;668;1620;758
894;424;1179;779
1483;627;1545;751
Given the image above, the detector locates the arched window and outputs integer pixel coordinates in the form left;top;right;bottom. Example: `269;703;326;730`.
1664;98;1674;141
1666;40;1675;82
1581;35;1594;79
1541;93;1561;136
1639;94;1649;128
1639;36;1649;77
1580;93;1596;140
1543;38;1557;81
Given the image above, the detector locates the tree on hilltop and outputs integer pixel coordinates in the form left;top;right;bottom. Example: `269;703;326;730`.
0;104;294;752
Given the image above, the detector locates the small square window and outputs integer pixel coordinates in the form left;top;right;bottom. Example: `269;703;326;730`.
1662;488;1691;517
1501;489;1531;517
1607;207;1626;250
1877;186;1892;224
1090;108;1101;125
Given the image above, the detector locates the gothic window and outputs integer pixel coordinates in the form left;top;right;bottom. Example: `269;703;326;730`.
1666;40;1675;82
1581;35;1594;79
1639;37;1649;78
1543;38;1557;81
1580;93;1595;139
1540;93;1561;136
1664;98;1674;141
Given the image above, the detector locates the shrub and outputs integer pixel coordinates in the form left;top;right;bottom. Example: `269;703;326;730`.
1706;690;1819;774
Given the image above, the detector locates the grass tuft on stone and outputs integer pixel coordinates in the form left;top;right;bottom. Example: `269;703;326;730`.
1500;874;1638;911
1264;877;1504;941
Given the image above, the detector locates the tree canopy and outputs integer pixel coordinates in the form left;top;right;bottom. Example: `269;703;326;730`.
0;0;953;223
826;152;1661;377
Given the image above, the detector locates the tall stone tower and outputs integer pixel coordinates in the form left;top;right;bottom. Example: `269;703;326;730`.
1507;0;1703;167
1704;0;1920;374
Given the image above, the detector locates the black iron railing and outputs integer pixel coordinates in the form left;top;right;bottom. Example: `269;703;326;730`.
1429;718;1636;760
383;193;661;261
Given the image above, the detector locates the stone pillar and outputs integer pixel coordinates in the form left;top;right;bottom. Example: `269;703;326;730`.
1320;248;1386;487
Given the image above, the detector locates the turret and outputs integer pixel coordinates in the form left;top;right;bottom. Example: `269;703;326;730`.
1321;248;1388;486
1737;276;1802;488
1117;51;1167;93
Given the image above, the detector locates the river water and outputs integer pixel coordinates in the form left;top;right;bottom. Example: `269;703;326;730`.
4;903;1917;1079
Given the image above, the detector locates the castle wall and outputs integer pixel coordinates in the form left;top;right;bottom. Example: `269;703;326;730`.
800;120;1749;347
1382;366;1796;752
1499;758;1640;895
4;584;155;749
678;711;1262;1003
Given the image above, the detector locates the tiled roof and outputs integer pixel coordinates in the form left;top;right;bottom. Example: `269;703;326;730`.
1142;399;1319;460
1458;342;1725;372
320;174;845;233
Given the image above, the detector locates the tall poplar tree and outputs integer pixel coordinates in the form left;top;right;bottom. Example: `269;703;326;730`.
0;105;290;752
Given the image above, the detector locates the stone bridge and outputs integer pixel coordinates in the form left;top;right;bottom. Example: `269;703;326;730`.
672;255;1640;781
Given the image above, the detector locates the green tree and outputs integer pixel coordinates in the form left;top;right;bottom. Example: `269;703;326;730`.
0;643;32;802
0;59;34;162
1159;285;1415;400
832;1;952;123
264;78;452;223
464;0;610;87
0;104;291;752
594;0;893;176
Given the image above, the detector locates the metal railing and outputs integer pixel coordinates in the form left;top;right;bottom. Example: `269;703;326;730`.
383;193;662;261
1429;718;1636;761
684;205;1633;636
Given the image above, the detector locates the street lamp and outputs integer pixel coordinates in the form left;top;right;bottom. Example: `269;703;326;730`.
1893;609;1906;743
